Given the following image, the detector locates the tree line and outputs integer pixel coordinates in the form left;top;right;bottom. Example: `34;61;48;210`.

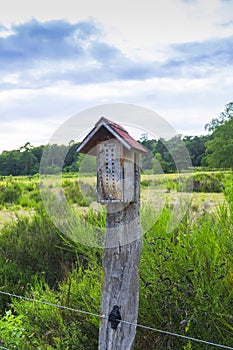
0;102;232;176
0;142;80;176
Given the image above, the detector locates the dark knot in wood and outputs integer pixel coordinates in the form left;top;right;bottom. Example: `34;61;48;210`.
108;305;121;330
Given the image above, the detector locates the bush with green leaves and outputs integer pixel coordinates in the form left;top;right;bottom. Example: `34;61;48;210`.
19;182;42;208
11;268;101;349
136;184;233;349
178;172;225;193
62;180;96;206
0;181;22;205
0;310;37;349
0;207;79;312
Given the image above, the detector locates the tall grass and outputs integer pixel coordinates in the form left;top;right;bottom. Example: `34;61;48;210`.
136;176;233;349
0;174;232;348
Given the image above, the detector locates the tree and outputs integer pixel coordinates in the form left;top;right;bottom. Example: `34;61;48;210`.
0;150;22;176
205;102;233;132
63;142;80;172
204;102;233;169
20;143;38;175
39;144;68;174
183;135;210;167
79;154;96;174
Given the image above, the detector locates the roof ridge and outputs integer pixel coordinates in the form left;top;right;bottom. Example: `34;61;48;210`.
97;117;128;133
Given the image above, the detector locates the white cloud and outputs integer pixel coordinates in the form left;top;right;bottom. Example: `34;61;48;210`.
1;64;232;153
0;0;233;61
0;119;58;152
0;0;233;152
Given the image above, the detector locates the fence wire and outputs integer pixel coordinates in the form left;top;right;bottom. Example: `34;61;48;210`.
0;290;233;350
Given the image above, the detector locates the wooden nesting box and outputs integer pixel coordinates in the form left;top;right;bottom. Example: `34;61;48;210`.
76;117;147;204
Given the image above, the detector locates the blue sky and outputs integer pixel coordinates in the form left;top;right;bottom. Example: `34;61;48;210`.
0;0;233;152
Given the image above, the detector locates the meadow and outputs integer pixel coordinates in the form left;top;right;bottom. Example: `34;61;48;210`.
0;171;232;349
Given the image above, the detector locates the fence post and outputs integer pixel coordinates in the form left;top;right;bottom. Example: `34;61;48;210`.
76;117;147;350
98;154;142;350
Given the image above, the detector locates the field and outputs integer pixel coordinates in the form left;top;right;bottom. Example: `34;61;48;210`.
0;173;225;229
0;171;232;349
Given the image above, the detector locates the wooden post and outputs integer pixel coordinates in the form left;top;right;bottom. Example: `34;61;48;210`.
98;156;142;350
76;117;147;350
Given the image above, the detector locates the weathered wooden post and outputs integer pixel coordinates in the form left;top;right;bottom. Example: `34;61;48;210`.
77;117;147;349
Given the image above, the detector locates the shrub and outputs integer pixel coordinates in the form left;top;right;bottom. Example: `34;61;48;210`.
178;173;225;193
136;197;233;349
0;310;37;349
11;268;101;349
0;182;22;205
62;180;96;206
0;207;78;311
140;179;153;187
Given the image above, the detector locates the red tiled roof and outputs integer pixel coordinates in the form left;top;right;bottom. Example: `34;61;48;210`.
77;117;148;155
99;117;147;153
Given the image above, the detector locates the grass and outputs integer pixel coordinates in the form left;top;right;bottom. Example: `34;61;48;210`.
0;171;232;348
0;172;226;229
0;209;13;228
136;185;233;349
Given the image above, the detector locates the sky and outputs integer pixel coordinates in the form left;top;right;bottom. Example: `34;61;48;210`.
0;0;233;152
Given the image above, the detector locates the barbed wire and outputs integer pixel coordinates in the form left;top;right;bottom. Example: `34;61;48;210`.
0;290;233;349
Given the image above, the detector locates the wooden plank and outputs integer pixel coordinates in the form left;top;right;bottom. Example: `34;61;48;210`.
123;149;135;202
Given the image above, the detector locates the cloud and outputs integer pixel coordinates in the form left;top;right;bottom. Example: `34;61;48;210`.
172;36;233;64
0;19;100;66
1;17;233;91
0;7;233;152
0;19;132;87
0;16;233;93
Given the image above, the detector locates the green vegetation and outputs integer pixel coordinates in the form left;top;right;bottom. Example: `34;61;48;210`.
0;172;231;348
140;172;227;194
0;102;233;348
0;142;79;176
137;180;233;349
204;102;233;169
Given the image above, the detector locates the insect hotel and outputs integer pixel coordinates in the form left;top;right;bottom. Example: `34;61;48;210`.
77;116;147;350
76;116;147;204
